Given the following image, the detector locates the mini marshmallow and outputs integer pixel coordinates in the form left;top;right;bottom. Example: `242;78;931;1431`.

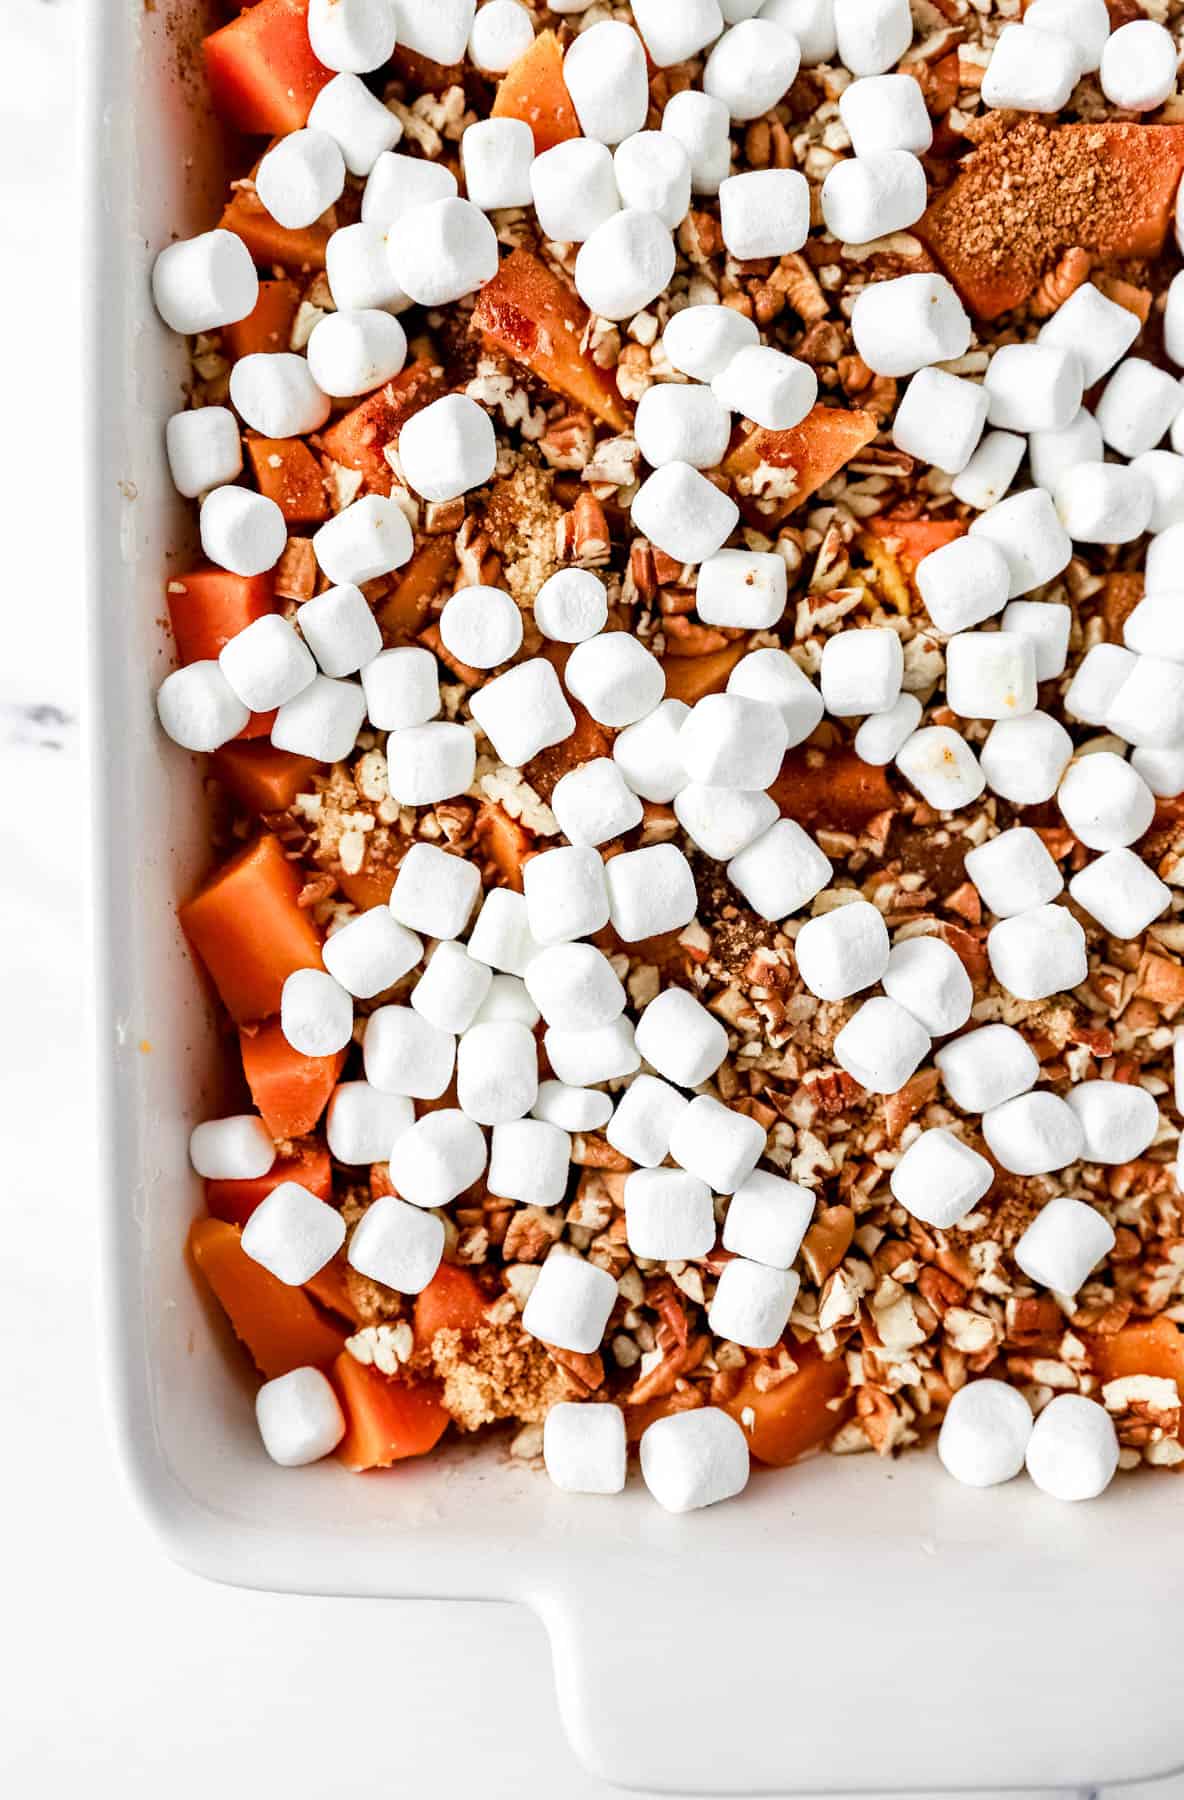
981;23;1079;112
982;710;1074;805
165;407;242;499
965;827;1064;920
634;384;732;472
387;197;499;306
469;658;576;766
606;843;698;941
1038;281;1140;391
525;943;625;1031
473;973;540;1028
565;633;667;728
389;841;481;938
298;584;383;679
946;631;1038;721
361;151;457;228
669;1094;766;1193
661;90;733;195
387;1108;487;1209
322;903;423;998
720;0;766;16
674;785;778;861
360;646;439;730
1100;18;1178;112
1096;357;1182;458
461;117;534;212
313;493;413;584
533;1082;614;1134
544;1016;640;1086
938;1380;1033;1489
854;694;923;766
838;73;933;156
795;899;890;1002
488;1118;572;1207
851;273;971;379
309;0;397;71
1024;0;1109;75
533;569;608;645
935;1023;1039;1114
530;138;621;243
663;304;759;382
157;663;249;752
439;585;522;670
632;462;740;565
200;486;287;578
152;229;258;335
256;129;346;231
522;1249;618;1353
1058;752;1155;850
399;394;496;503
325;1081;414;1164
551;758;643;847
968;489;1072;599
523;844;610;945
270;672;366;761
711;346;817;432
632;0;724;67
1068;1079;1159;1165
639;1408;750;1514
916;536;1010;635
1132;743;1184;798
457;1019;538;1124
1000;600;1071;682
1145;522;1184;592
1065;643;1137;730
1055;461;1153;544
564;21;649;145
363;1003;455;1099
895;726;985;811
832;0;911;75
575;209;676;321
718;169;809;259
219;614;316;712
1019;1198;1114;1293
1167;271;1184;369
393;0;475;65
1129;450;1184;534
606;1075;690;1168
412;941;493;1034
624;1166;716;1259
543;1402;627;1495
709;1259;799;1349
722;1170;813;1269
760;0;836;65
820;150;927;246
727;647;823;746
308;73;403;177
190;1115;275;1181
820;626;903;718
241;1181;346;1284
467;887;537;976
985;343;1082;436
635;986;729;1089
988;902;1087;1001
950;430;1026;512
613;699;690;803
881;936;973;1037
891;1128;994;1229
613;132;692;232
349;1194;444;1296
1026;1394;1119;1503
1069;846;1171;938
703;19;801;120
1107;654;1184;749
679;693;788;789
981;1090;1084;1176
892;367;988;475
256;1367;346;1467
280;966;354;1058
833;996;931;1095
468;0;535;73
726;819;833;920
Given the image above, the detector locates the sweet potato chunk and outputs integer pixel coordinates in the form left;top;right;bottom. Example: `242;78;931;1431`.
223;278;302;362
863;515;966;571
246;436;330;523
189;1218;346;1378
179;834;324;1025
472;250;631;432
661;644;747;705
240;1018;346;1139
492;31;580;153
167;567;275;664
474;802;533;890
375;536;458;637
721;1346;852;1467
770;747;896;834
413;1264;489;1347
332;1355;451;1470
1093;1316;1184;1393
220;186;331;273
723;405;878;523
206;1140;333;1228
204;0;332;136
318;363;446;495
211;739;321;814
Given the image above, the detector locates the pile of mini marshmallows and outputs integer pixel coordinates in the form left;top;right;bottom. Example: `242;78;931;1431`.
162;0;1184;1508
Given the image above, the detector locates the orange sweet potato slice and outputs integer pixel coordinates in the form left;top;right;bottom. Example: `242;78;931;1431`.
335;864;399;909
413;1264;489;1347
223;277;302;362
203;0;332;137
661;644;747;705
318;362;446;495
375;536;458;637
492;31;581;153
220;185;332;273
863;515;966;571
720;1346;852;1467
304;1255;368;1328
1092;1316;1184;1393
332;1354;451;1469
723;405;879;523
167;567;276;664
471;249;631;432
474;801;533;890
210;739;321;814
770;746;897;834
179;834;324;1025
240;1017;346;1138
205;1139;333;1228
189;1217;346;1378
246;436;330;523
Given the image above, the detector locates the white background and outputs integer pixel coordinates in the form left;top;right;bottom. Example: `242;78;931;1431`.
1;2;1180;1794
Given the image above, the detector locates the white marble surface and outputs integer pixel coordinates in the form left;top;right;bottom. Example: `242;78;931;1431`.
4;0;1182;1793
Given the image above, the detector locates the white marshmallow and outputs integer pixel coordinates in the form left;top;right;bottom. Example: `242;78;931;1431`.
965;826;1063;920
533;569;608;645
1055;461;1153;544
982;710;1074;806
241;1181;346;1285
349;1194;444;1296
679;693;788;788
522;1249;618;1353
833;0;911;75
326;1081;414;1164
633;0;725;66
1167;270;1184;369
726;818;832;920
313;493;413;584
152;229;258;335
256;129;346;231
968;488;1072;599
565;633;667;728
551;758;643;848
1065;643;1136;729
1177;1026;1184;1112
892;368;988;475
711;346;818;432
1129;450;1184;534
1068;1079;1159;1165
575;209;676;321
663;304;759;383
523;844;610;945
855;694;922;766
393;0;475;64
533;1081;614;1133
1019;1192;1117;1295
468;0;534;73
363;1003;455;1099
1100;18;1178;111
916;536;1009;635
675;784;778;860
461;117;534;212
881;935;973;1037
219;614;316;712
634;384;732;472
1025;1394;1119;1503
271;672;367;761
709;1259;799;1349
981;1090;1084;1176
543;1402;626;1495
820;626;903;718
1132;743;1184;798
795;899;890;1001
624;1166;716;1259
544;1016;640;1086
472;973;539;1027
697;549;788;631
935;1023;1039;1114
982;23;1079;112
525;943;625;1031
166;407;242;499
467;887;537;977
469;657;576;766
309;0;397;70
631;461;740;564
256;1367;346;1467
564;21;649;145
1097;357;1182;458
412;941;493;1034
606;843;698;941
950;430;1026;512
821;150;927;246
308;73;403;177
670;1093;766;1193
895;725;985;811
850;273;971;379
322;904;423;998
606;1074;690;1168
635;986;729;1089
661;90;733;194
1038;281;1140;390
1058;752;1155;850
298;584;383;679
457;1019;538;1124
190;1115;275;1181
640;1408;749;1513
1145;521;1184;592
1024;0;1110;75
1000;600;1071;682
703;19;801;119
727;647;824;746
361;152;457;228
360;646;439;730
938;1380;1033;1489
157;663;249;752
839;73;932;156
760;0;835;65
613;132;692;232
985;343;1082;436
719;169;810;259
387;197;499;306
439;585;522;669
989;900;1087;1000
946;630;1038;721
529;140;621;244
614;699;691;804
389;841;481;938
720;0;766;16
200;486;287;578
833;996;931;1095
722;1170;813;1269
1069;846;1170;938
488;1118;572;1207
387;1108;487;1208
1106;655;1184;750
398;394;497;503
890;1127;994;1230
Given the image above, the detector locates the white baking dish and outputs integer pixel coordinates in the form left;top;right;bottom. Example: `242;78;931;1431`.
85;3;1184;1790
